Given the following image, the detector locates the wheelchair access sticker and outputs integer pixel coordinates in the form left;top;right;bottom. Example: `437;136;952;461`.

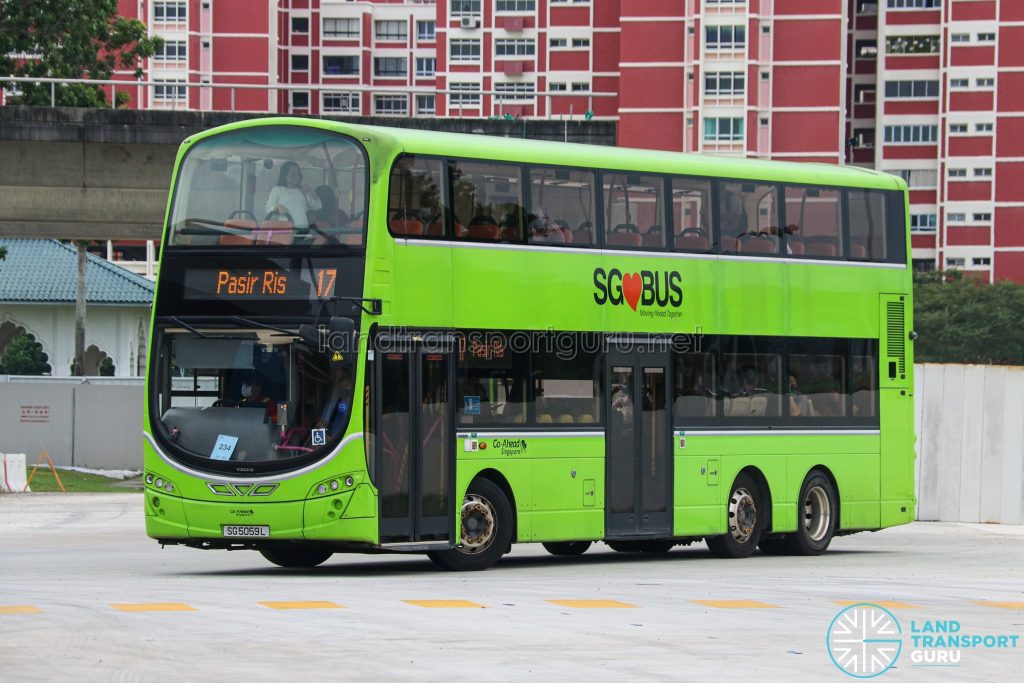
311;428;327;447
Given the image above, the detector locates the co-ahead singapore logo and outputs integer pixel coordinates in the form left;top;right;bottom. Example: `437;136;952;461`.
827;603;903;678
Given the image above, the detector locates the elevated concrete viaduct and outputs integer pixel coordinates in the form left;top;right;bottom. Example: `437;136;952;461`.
0;107;615;241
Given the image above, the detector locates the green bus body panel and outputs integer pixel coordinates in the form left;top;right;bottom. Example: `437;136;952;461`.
144;118;916;550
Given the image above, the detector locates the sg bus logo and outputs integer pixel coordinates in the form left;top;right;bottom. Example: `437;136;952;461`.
593;268;683;311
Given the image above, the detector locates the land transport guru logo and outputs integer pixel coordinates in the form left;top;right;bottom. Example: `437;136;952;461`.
593;268;683;318
826;602;1021;678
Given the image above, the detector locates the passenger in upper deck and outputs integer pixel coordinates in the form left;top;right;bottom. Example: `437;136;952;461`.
265;161;322;228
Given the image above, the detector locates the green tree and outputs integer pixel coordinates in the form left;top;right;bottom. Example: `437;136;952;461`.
914;271;1024;365
0;333;51;375
0;0;162;107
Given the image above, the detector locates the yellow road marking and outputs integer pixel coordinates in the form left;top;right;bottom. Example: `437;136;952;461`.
547;599;636;609
0;605;42;615
258;601;344;610
973;601;1024;610
691;600;779;609
111;603;197;613
403;600;485;609
833;600;920;610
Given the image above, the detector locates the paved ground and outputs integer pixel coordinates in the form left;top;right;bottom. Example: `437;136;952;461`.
0;494;1021;682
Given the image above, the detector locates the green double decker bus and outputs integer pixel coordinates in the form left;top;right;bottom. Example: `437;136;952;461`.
144;118;915;570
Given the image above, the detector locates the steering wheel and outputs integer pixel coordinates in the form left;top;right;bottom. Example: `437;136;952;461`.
212;399;238;408
228;210;258;222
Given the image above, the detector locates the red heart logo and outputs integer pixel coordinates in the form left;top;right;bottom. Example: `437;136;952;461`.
622;273;642;311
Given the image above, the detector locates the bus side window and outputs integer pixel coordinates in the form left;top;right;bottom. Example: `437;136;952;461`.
848;189;888;262
387;155;446;237
784;185;842;258
670;177;713;252
451;160;523;242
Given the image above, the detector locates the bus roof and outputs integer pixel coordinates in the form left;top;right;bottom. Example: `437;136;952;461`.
190;117;906;192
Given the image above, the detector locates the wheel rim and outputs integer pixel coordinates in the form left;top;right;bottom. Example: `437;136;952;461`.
728;487;757;544
803;484;831;542
458;493;496;554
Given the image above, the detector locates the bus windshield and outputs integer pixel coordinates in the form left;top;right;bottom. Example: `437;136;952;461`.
153;329;354;466
167;126;368;248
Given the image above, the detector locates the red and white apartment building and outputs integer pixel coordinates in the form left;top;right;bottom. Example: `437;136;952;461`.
102;0;1023;281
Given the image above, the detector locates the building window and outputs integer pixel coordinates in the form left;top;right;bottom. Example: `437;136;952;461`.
973;257;991;266
891;168;937;187
705;71;745;96
496;0;536;11
449;83;481;107
854;128;875;148
291;17;309;34
946;257;965;267
153;79;186;101
571;82;590;92
495;82;535;100
884;80;938;98
416;95;436;115
550;38;568;48
154;1;186;23
887;0;939;7
291;91;310;110
495;39;535;56
950;78;969;88
324;18;359;38
976;77;995;88
451;0;482;16
974;168;993;177
375;20;408;41
948;168;967;177
704;117;744;141
977;33;995;42
883;125;938;144
886;35;939;54
571;38;590;48
374;95;408;115
976;122;994;133
705;25;746;50
450;39;482;61
374;57;408;77
291;54;309;71
913;258;935;272
323;55;359;76
415;57;436;77
854;84;875;103
417;20;436;40
910;214;937;232
972;213;992;221
951;33;970;43
323;92;360;113
549;83;567;91
949;123;967;134
154;40;187;62
947;213;965;222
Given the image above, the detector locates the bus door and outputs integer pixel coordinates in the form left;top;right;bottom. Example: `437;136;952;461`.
606;341;674;537
375;334;455;545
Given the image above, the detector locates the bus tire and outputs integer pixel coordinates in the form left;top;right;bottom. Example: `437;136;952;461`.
259;543;333;568
542;541;592;556
428;477;513;571
784;471;837;556
707;473;764;559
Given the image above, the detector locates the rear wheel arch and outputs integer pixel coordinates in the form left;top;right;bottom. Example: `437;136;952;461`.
468;468;518;542
805;465;841;531
738;465;773;533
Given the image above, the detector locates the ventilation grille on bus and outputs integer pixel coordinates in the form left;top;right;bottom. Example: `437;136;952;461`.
886;300;906;374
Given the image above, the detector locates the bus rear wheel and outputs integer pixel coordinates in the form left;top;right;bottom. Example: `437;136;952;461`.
259;543;333;568
428;477;513;571
784;471;837;555
542;541;592;556
707;473;764;559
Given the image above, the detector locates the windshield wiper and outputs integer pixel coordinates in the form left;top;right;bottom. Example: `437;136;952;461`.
230;317;295;336
167;316;210;338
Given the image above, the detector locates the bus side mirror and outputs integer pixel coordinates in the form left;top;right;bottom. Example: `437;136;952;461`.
328;317;356;353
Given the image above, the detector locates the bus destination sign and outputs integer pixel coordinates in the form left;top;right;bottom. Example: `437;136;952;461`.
182;268;337;300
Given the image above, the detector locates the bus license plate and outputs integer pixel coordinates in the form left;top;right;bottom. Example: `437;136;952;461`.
222;525;270;538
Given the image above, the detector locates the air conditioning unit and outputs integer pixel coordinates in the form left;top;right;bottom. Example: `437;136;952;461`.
460;17;481;29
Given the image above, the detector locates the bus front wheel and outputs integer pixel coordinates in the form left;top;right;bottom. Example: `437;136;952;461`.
259;543;333;568
707;473;764;559
428;478;513;571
